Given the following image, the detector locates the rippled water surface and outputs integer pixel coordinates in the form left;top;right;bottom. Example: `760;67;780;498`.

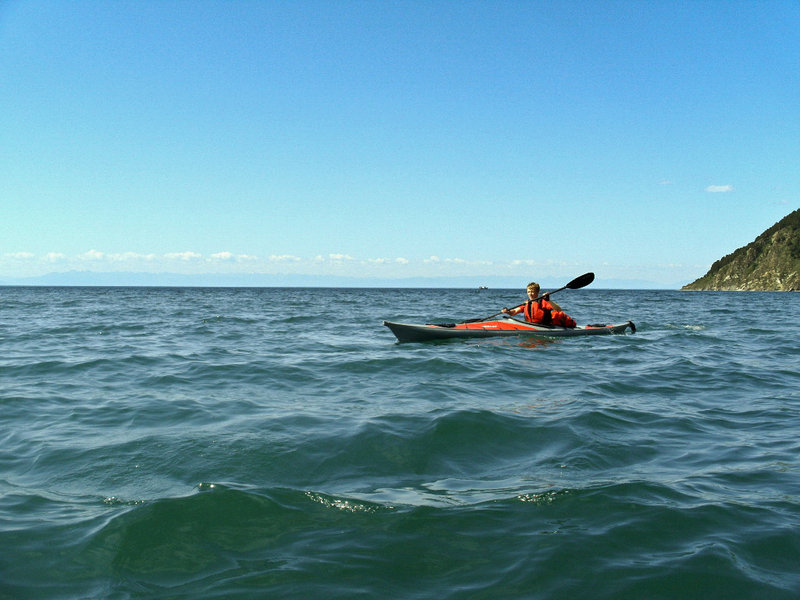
1;286;799;599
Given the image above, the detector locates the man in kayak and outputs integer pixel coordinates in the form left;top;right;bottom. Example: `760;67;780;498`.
502;282;577;327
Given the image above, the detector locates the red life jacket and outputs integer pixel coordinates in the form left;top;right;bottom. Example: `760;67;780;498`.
524;299;552;323
524;299;576;328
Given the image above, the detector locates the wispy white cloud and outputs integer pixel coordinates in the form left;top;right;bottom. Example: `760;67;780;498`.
106;252;156;262
209;251;257;262
45;252;66;262
82;249;105;260
4;251;35;259
269;254;301;262
84;251;157;262
705;184;734;193
510;259;539;266
329;253;355;261
367;257;410;265
424;256;489;265
164;251;202;261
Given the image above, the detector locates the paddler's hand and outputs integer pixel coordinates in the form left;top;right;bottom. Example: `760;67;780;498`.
501;307;510;314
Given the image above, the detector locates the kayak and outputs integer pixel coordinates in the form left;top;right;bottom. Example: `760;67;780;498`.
383;315;636;343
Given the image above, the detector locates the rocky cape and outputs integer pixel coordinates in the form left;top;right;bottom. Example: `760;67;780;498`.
683;208;800;291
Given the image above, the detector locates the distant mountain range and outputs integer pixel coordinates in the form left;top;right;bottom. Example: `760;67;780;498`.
683;208;800;291
0;271;682;289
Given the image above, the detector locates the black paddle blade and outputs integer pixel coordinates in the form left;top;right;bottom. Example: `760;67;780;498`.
566;272;594;290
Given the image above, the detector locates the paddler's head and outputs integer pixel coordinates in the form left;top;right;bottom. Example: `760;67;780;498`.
526;282;540;299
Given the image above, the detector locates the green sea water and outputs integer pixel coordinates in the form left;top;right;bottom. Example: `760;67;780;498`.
1;286;798;599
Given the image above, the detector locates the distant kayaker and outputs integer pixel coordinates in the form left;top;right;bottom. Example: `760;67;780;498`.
502;282;576;328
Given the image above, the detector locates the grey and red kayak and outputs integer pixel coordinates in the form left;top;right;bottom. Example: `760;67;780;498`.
383;316;636;343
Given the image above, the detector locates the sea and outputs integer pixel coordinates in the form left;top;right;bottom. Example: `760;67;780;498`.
1;286;798;599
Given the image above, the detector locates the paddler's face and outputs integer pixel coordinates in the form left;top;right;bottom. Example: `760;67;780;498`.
527;286;539;298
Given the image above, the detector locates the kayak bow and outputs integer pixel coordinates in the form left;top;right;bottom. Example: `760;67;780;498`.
383;315;635;343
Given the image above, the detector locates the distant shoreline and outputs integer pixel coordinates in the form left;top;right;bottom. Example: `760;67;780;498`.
0;271;687;290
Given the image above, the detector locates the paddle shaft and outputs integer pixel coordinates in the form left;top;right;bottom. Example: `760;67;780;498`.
461;272;594;323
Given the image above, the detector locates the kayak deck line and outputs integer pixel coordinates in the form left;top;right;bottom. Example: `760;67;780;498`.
383;316;636;343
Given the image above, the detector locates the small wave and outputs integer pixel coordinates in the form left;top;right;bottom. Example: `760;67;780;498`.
283;314;323;324
199;315;261;325
672;323;706;330
304;491;389;513
103;496;146;507
517;489;570;505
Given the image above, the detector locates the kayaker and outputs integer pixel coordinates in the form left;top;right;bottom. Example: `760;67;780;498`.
502;282;576;327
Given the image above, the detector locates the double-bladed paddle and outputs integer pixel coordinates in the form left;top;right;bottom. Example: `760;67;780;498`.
460;272;595;324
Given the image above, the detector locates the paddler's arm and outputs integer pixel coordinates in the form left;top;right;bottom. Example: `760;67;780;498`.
542;293;562;312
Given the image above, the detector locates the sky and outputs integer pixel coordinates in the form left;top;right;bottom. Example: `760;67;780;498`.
1;0;798;287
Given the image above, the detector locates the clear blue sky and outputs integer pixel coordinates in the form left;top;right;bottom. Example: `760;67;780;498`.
2;0;798;286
